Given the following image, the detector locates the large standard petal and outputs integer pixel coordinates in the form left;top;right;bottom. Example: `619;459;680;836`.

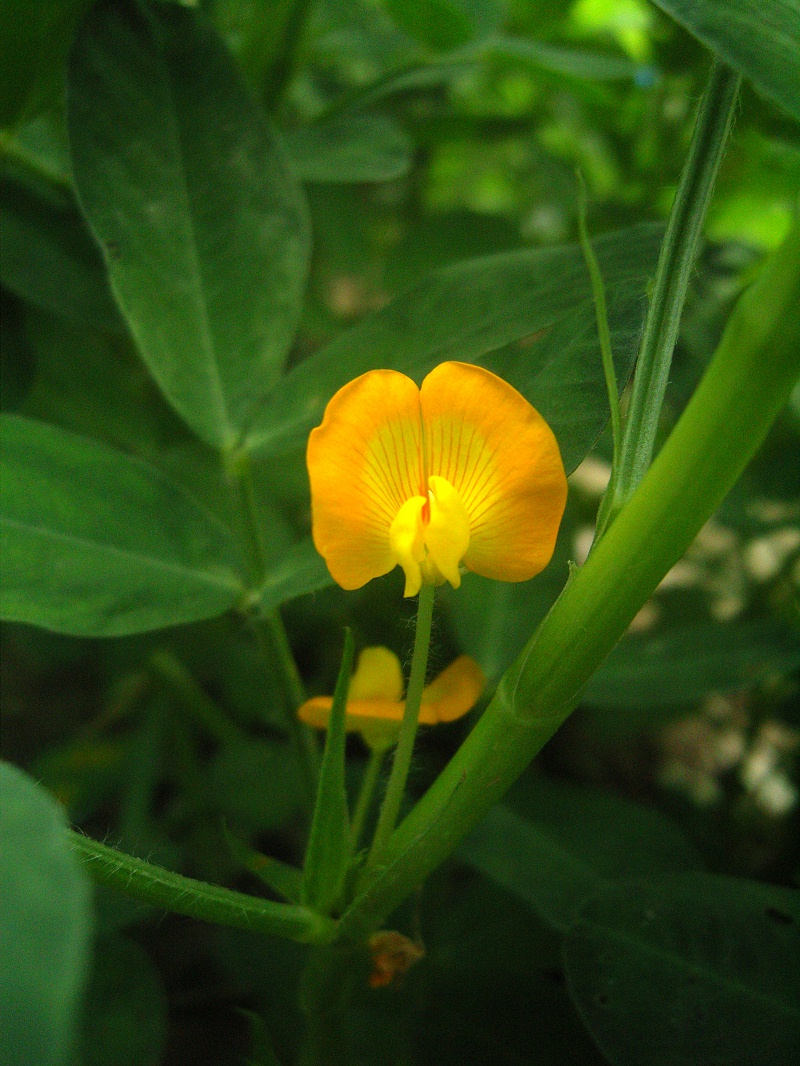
420;362;567;582
307;370;423;589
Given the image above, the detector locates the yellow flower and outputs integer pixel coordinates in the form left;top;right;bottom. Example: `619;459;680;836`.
307;361;568;597
298;647;485;750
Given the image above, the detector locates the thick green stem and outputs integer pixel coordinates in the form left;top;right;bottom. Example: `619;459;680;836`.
298;945;360;1065
69;831;337;944
338;223;800;939
367;582;436;870
602;60;741;531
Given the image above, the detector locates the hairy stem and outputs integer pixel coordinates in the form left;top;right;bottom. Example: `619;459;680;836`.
69;831;337;943
367;581;436;869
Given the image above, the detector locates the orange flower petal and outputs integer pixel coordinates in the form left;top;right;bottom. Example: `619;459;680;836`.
307;370;423;590
297;653;484;731
420;362;567;582
418;655;485;723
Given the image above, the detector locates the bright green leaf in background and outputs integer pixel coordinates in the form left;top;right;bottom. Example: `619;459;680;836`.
0;761;92;1066
67;0;311;450
247;223;663;470
0;416;246;636
652;0;800;123
565;874;800;1066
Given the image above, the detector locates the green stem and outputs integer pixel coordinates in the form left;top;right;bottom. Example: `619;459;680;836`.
602;59;741;530
69;831;337;944
228;448;270;581
298;945;359;1065
576;168;621;482
338;222;800;939
367;582;436;870
350;748;386;854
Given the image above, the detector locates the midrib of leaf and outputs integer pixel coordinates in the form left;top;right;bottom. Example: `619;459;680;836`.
159;48;232;447
0;515;241;591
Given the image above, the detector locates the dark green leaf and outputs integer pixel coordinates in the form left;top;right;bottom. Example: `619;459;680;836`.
67;0;310;449
0;415;246;636
246;223;663;470
461;774;703;932
564;874;800;1066
585;617;800;707
255;537;335;611
383;0;474;51
286;114;413;183
80;934;166;1066
0;178;122;332
652;0;800;123
302;630;354;913
0;760;93;1066
22;308;179;455
0;1;91;126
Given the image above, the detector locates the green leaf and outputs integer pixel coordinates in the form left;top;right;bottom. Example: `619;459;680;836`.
224;825;303;904
246;222;663;468
67;0;310;450
652;0;800;123
0;415;246;636
490;36;640;82
585;617;800;707
564;874;800;1066
79;934;166;1066
0;760;93;1066
383;0;475;51
302;629;354;914
0;178;122;332
0;1;91;126
286;113;413;183
256;537;334;611
460;774;703;933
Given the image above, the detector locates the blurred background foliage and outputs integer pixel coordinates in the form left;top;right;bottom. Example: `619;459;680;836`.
1;0;799;1064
